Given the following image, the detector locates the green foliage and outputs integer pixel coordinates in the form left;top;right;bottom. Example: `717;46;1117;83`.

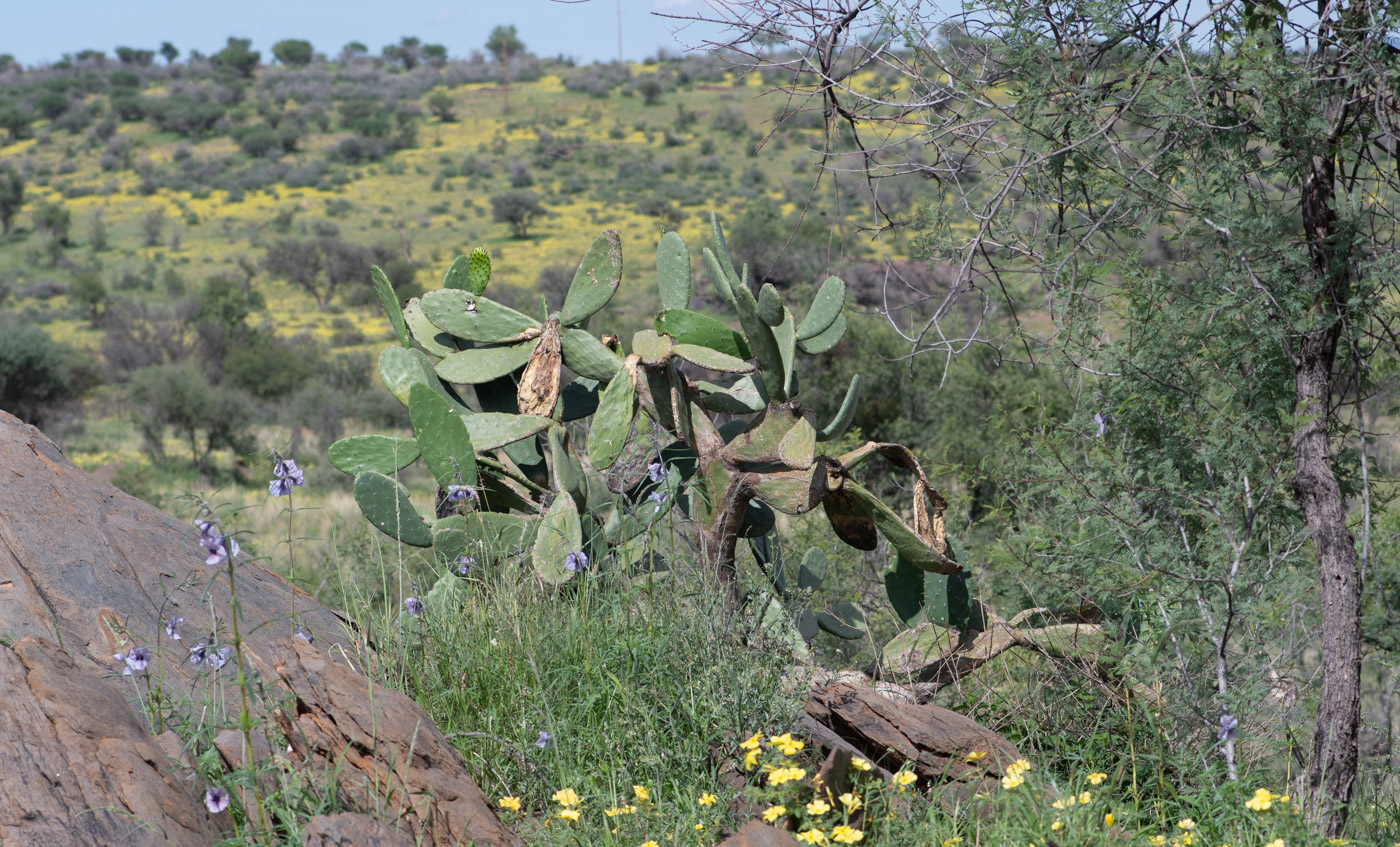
127;362;255;470
0;319;94;428
485;25;524;64
271;39;314;68
0;166;25;235
210;37;260;80
490;189;546;238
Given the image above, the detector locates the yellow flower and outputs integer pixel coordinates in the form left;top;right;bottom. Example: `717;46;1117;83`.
769;766;807;786
965;751;988;763
1278;795;1289;803
831;824;864;844
605;805;638;817
1182;835;1193;845
634;785;651;804
1245;788;1275;812
552;788;581;807
838;792;862;812
745;748;762;770
1051;819;1063;832
1151;836;1167;846
695;824;705;831
1087;772;1108;785
557;808;581;823
1104;813;1115;827
851;758;874;772
1079;792;1092;804
642;842;660;847
1265;840;1284;847
807;798;832;816
1327;840;1350;846
768;732;805;755
943;839;963;847
498;796;521;812
796;829;829;845
763;805;787;823
741;732;764;750
893;770;918;787
1179;819;1195;831
698;793;717;806
1001;773;1025;790
771;732;795;746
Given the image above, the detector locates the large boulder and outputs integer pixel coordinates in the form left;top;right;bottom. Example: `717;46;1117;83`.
0;411;519;847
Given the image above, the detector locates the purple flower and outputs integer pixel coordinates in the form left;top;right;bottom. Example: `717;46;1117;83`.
446;483;477;504
207;646;234;671
204;786;231;814
114;646;150;675
269;457;305;497
1093;412;1107;437
564;551;589;573
457;554;476;576
164;617;183;641
195;519;239;566
536;730;553;749
294;628;313;643
189;643;208;665
648;490;666;504
647;461;666;484
404;596;425;615
1218;713;1238;742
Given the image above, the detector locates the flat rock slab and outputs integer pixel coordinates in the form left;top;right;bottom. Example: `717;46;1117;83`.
0;411;519;847
802;682;1020;791
717;820;802;847
0;636;227;846
302;813;417;847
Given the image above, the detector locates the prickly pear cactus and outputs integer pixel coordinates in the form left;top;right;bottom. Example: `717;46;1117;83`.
333;214;966;627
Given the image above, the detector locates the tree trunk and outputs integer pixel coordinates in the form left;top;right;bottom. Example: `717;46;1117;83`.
1294;334;1362;836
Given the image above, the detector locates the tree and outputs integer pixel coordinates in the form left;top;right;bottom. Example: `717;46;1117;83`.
490;189;545;238
0;99;29;140
210;37;260;79
340;41;368;62
271;39;314;67
694;0;1399;834
114;47;154;67
127;361;254;472
159;42;179;65
486;25;524;112
427;91;457;122
421;44;448;67
0;166;23;234
382;36;421;70
0;320;94;429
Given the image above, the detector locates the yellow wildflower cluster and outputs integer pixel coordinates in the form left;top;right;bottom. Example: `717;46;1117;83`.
769;766;808;786
763;805;788;823
806;798;831;816
497;796;521;812
552;787;582;823
892;769;918;791
698;793;718;806
797;830;828;844
633;785;651;804
604;805;638;817
1246;788;1278;812
851;758;874;772
1001;758;1033;790
1086;772;1108;785
771;733;806;756
838;792;862;812
831;824;865;843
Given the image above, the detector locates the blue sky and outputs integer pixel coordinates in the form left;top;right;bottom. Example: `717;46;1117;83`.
2;0;731;67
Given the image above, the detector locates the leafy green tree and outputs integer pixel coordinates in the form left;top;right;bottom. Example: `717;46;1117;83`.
427;91;456;122
159;42;179;65
31;200;70;245
128;362;255;472
68;272;107;323
490;189;546;238
114;47;154;66
486;25;524;111
421;43;448;66
211;37;260;79
272;38;314;67
0;166;23;234
0;319;95;429
382;36;421;70
340;41;368;61
0;99;29;140
716;0;1400;832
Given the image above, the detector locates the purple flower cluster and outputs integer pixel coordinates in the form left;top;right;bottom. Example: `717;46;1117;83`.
164;617;183;641
647;462;666;484
564;550;589;573
195;519;239;566
113;646;150;676
446;483;477;504
457;554;476;577
404;596;425;615
189;642;234;669
1218;713;1238;742
536;730;553;749
269;457;305;498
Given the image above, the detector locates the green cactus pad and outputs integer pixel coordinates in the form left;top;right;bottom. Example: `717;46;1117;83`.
632;329;674;365
559;328;622;381
409;383;478;489
430;525;471;568
757;283;785;326
561;228;623;326
370;265;412;349
466;511;541;557
654;309;752;359
549;426;587;509
671;343;755;374
701;248;738;307
588;361;637;470
724;405;806;465
752;469;821;515
797;312;847;355
731;284;786;401
402;298;456;358
379;346;469;413
817;602;867;639
422;289;540;343
558;379;601;421
738;500;777;538
462;412;553;451
435;341;536;384
328;435;421;475
796;276;846;341
353;472;434;547
796;609;819;642
885;554;927;626
710;212;741;288
844;481;959;573
696;375;767;414
773;308;798;398
777;415;816;469
468;247;492;293
533;492;584;585
656;230;693;310
881;622;960;674
798;547;828;590
818;374;861;442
